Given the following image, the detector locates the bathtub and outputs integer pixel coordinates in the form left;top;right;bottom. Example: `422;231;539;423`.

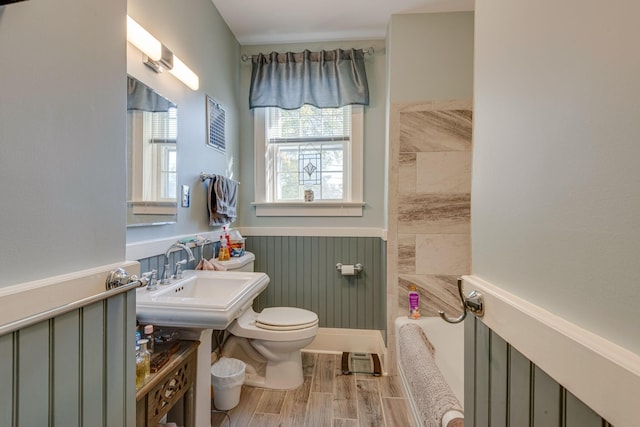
395;316;464;425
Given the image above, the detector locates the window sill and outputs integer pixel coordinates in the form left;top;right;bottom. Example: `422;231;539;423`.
251;201;365;217
130;201;177;215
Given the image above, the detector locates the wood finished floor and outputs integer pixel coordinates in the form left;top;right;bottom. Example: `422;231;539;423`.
211;352;412;427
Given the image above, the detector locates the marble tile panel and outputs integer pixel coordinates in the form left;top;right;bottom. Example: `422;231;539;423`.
415;234;470;275
397;152;416;194
398;275;463;317
397;193;470;234
416;151;472;194
399;110;472;153
397;234;415;274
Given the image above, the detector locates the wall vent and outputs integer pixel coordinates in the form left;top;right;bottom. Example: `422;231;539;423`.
206;96;226;153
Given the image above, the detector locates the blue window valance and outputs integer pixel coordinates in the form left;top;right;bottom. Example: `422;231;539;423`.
249;48;370;110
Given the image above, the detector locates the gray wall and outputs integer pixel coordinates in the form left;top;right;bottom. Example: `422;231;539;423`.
0;0;127;287
0;0;240;286
388;12;474;103
0;0;240;423
126;0;241;244
472;0;640;355
238;40;387;229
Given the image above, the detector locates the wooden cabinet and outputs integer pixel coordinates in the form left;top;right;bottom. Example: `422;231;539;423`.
136;340;199;427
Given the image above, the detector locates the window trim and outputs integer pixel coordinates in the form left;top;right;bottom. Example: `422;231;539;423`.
253;105;364;217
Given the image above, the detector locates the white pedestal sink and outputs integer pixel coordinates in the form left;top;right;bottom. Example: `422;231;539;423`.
136;270;270;329
136;270;270;427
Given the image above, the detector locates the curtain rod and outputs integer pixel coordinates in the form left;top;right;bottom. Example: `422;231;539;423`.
240;46;374;63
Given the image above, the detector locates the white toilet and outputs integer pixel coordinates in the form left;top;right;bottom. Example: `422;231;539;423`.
219;252;319;390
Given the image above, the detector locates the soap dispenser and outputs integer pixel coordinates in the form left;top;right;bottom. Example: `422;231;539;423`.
218;235;230;261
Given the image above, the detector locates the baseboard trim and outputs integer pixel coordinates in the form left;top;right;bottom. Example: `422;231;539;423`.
303;327;388;374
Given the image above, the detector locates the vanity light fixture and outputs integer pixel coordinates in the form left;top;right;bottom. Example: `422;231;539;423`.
126;15;199;91
126;16;162;62
169;55;200;91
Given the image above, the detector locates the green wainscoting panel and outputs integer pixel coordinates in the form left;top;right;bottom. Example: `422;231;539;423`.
0;334;14;427
83;301;106;426
246;236;386;331
533;366;561;426
0;289;136;427
489;332;508;427
565;390;604;427
474;320;490;427
105;290;136;427
508;346;532;427
125;289;137;424
465;316;612;426
17;321;49;426
463;316;475;426
53;311;81;427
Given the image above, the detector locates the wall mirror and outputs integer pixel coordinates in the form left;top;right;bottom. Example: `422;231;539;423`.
127;76;178;226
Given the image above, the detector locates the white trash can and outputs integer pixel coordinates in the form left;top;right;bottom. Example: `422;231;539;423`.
211;357;246;410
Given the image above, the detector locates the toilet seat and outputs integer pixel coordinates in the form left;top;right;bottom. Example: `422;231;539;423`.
255;307;319;331
229;307;319;341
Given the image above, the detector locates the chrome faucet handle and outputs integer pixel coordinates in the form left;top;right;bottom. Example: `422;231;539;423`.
146;269;158;291
160;263;171;285
174;260;187;279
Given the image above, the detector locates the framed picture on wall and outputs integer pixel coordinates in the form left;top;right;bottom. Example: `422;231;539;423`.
206;95;226;153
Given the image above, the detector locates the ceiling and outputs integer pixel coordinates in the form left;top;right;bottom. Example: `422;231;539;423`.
211;0;474;45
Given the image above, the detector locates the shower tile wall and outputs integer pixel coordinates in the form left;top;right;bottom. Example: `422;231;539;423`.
387;100;472;372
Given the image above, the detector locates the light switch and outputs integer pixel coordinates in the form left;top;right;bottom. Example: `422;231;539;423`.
181;185;190;207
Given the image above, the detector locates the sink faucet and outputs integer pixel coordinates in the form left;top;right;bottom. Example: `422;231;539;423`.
162;243;196;283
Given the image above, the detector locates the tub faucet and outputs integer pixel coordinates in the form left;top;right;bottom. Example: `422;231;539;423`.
163;243;196;281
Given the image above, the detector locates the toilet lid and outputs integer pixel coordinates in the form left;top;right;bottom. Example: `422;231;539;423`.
255;307;318;331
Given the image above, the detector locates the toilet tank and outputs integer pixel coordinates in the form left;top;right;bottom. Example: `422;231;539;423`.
218;252;255;272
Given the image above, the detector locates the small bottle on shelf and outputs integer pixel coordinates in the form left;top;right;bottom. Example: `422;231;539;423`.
143;324;154;354
135;346;145;388
138;339;151;379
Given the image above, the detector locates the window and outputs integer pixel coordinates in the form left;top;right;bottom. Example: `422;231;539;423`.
145;107;177;201
129;107;177;214
253;105;364;216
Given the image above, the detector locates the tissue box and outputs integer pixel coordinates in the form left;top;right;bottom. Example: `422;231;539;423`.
229;239;245;257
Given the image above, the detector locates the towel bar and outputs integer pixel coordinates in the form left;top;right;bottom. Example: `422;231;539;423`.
199;172;240;184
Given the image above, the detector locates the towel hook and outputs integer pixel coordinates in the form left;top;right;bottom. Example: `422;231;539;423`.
438;277;485;324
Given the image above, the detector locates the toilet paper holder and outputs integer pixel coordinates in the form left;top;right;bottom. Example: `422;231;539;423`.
335;263;363;275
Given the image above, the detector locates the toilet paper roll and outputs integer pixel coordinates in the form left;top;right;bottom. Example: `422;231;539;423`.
341;265;355;275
